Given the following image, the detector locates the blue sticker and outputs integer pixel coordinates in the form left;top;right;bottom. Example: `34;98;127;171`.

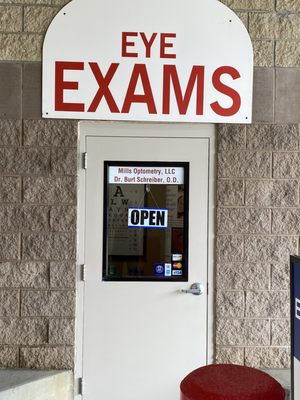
164;264;172;277
154;264;165;276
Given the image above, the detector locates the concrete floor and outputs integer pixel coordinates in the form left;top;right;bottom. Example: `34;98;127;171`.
263;369;291;400
0;369;73;400
0;368;291;400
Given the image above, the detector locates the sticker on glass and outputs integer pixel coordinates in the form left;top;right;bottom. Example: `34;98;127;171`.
173;262;182;269
172;254;183;262
154;264;165;276
172;270;183;276
164;263;172;277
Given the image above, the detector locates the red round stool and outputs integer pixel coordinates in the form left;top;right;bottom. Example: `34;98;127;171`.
180;364;285;400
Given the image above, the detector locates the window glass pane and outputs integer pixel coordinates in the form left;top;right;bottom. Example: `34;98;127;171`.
103;162;189;281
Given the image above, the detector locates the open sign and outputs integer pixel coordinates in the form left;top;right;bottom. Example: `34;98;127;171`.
128;207;168;229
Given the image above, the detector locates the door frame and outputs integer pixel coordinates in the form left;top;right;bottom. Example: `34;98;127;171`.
75;121;215;398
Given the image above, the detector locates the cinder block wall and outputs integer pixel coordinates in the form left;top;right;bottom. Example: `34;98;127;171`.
0;0;299;369
0;117;77;368
216;124;298;367
216;0;300;368
0;2;77;367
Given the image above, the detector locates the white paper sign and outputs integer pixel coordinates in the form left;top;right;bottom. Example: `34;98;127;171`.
43;0;253;123
108;184;144;256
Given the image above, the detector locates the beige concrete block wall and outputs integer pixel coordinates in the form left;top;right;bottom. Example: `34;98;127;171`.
215;0;300;368
221;0;300;67
216;123;300;368
0;116;77;368
0;0;298;369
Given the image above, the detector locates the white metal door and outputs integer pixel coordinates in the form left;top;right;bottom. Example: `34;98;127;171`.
77;122;214;400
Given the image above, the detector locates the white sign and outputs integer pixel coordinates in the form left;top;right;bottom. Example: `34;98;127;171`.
43;0;253;123
128;207;168;229
108;184;144;256
108;166;184;185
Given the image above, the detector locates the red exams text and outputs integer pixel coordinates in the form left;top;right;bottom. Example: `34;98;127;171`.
55;62;241;117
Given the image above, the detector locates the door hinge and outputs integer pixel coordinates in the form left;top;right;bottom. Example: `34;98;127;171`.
82;152;87;169
80;264;86;281
78;377;84;396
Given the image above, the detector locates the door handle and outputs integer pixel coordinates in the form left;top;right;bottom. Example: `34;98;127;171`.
181;282;204;295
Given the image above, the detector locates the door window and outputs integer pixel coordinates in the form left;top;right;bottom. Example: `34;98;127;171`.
103;161;189;281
